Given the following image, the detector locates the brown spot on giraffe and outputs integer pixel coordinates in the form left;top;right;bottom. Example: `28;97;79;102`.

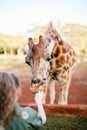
69;51;73;56
50;61;54;71
62;46;68;53
59;40;64;45
66;55;69;63
52;47;61;58
59;55;66;66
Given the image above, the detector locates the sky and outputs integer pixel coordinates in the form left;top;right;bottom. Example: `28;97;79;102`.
0;0;87;35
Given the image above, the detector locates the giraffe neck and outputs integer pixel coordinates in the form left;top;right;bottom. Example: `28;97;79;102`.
44;26;62;57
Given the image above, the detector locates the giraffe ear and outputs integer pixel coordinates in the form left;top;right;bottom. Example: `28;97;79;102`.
24;45;29;54
45;40;54;56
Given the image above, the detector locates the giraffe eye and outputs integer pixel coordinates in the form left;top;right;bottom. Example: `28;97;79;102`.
46;56;52;61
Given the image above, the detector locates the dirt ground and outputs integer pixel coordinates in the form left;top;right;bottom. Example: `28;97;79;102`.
18;67;87;105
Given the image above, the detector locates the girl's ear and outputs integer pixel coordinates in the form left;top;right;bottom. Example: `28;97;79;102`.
16;87;22;98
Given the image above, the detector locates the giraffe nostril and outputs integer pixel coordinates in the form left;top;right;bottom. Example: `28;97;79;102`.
31;79;36;84
31;79;41;84
37;79;41;84
43;78;46;81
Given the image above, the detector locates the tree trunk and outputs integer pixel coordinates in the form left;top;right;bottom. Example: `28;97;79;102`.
3;48;7;55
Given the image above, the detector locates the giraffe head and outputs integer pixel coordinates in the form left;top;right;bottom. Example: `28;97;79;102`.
25;40;55;93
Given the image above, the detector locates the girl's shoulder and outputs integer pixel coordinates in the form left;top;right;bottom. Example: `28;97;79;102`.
5;103;43;130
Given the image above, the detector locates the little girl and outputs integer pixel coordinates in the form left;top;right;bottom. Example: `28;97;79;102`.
0;71;46;130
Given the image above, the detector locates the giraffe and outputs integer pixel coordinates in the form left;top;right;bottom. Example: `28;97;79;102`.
25;23;76;104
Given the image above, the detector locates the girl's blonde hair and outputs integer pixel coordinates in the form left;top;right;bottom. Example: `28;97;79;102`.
0;72;17;126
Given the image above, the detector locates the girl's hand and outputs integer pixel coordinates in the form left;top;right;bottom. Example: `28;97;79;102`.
34;91;45;105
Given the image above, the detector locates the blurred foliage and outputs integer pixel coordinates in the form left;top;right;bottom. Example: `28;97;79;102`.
59;24;87;56
0;23;87;56
0;33;26;55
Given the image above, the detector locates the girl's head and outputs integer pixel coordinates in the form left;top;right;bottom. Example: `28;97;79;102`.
0;72;18;125
11;73;21;98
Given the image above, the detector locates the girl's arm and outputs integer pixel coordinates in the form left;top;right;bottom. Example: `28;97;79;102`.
34;91;46;124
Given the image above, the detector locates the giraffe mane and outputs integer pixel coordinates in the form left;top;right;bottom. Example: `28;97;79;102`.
45;23;62;42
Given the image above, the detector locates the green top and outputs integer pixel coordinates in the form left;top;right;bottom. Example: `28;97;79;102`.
5;103;43;130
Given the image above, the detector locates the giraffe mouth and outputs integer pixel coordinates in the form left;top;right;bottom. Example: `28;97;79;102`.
30;83;46;94
30;78;48;93
30;84;40;93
